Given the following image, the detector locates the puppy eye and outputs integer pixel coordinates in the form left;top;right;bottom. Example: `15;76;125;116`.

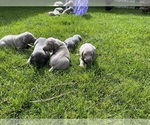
22;42;27;45
47;43;51;45
90;53;93;56
84;53;87;56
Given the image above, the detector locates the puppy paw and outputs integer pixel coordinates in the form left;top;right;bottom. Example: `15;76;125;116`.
79;64;85;67
49;67;54;72
27;58;31;64
27;44;34;48
26;60;31;64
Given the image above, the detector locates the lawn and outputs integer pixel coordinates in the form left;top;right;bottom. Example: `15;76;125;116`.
0;7;150;119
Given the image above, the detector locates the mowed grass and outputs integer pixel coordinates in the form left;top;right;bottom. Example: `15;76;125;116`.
0;7;150;119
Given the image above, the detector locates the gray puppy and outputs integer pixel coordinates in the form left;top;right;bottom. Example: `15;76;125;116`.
64;34;82;52
43;37;70;72
53;1;64;6
27;38;50;68
0;32;36;50
79;43;96;67
55;7;64;13
48;8;63;16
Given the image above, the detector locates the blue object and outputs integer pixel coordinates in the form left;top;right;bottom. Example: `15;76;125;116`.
66;0;88;16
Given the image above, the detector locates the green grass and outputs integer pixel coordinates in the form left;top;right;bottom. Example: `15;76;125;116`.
0;7;150;119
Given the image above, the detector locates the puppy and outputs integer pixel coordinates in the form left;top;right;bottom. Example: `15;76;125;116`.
64;34;82;52
0;32;36;50
43;37;70;72
48;9;60;16
53;1;64;6
27;38;50;69
48;8;64;16
55;7;64;13
48;11;60;16
62;7;74;14
79;43;96;67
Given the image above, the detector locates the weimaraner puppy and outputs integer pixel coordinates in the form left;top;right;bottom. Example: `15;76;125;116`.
43;37;70;72
79;43;96;67
0;32;36;50
48;8;64;16
53;1;64;6
55;8;64;13
27;37;50;69
64;34;82;52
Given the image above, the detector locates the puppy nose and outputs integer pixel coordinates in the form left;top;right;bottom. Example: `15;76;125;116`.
85;57;92;61
43;46;47;51
85;58;92;64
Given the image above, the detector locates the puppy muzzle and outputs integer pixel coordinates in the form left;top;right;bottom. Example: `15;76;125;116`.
43;46;48;51
83;57;93;65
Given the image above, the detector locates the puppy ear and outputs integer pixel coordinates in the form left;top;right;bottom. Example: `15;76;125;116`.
18;37;27;49
26;32;36;43
45;52;50;59
92;48;96;57
30;34;36;43
53;40;60;52
81;51;85;61
22;36;27;44
30;54;34;64
44;54;50;64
